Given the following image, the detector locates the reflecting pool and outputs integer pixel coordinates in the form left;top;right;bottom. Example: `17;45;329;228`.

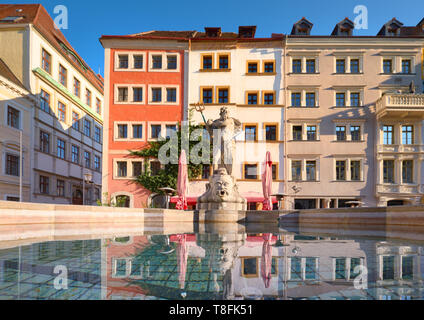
1;228;424;300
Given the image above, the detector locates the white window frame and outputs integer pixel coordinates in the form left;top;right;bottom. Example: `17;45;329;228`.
332;87;364;107
148;52;180;72
333;120;365;142
380;54;416;74
287;88;320;107
332;257;365;281
148;122;179;141
5;103;23;130
333;157;364;182
147;85;179;105
289;158;320;182
114;51;147;72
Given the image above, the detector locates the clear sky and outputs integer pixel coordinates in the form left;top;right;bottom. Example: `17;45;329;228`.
6;0;424;76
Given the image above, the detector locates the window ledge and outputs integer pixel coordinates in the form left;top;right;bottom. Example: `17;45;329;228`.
331;106;364;109
331;73;364;75
199;69;231;72
332;180;364;183
333;140;365;143
288;106;320;109
289;140;321;142
237;104;284;108
288;72;320;75
289;180;321;183
245;72;276;76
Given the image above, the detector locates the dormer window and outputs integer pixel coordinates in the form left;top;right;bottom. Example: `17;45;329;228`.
291;18;313;35
205;27;222;38
378;18;404;36
332;18;354;36
238;26;256;38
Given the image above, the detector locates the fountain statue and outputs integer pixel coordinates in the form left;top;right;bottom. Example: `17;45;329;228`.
196;107;247;211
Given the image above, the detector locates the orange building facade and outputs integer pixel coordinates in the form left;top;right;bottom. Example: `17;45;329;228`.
100;34;189;207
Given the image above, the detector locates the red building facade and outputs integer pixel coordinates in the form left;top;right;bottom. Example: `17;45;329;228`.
100;33;191;207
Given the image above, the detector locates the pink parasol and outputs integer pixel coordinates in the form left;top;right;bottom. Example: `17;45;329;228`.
176;150;188;210
260;233;273;288
176;234;188;289
262;151;273;211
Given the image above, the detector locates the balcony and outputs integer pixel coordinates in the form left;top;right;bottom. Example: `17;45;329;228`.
376;94;424;119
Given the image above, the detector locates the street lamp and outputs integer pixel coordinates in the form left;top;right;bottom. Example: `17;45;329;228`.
82;172;93;205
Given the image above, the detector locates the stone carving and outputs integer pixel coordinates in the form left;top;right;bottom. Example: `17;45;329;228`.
205;107;242;176
197;168;247;210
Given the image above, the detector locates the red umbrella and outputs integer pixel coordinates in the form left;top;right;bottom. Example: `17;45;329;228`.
260;233;273;288
176;150;188;210
262;151;273;211
176;234;188;289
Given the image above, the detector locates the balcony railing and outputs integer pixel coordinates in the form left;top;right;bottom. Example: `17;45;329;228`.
376;94;424;118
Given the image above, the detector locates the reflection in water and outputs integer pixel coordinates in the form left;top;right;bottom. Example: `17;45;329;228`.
0;231;424;300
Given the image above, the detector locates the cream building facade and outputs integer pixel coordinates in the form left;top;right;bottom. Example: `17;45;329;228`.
0;4;104;205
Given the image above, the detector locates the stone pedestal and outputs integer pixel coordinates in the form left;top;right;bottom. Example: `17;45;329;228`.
196;168;247;211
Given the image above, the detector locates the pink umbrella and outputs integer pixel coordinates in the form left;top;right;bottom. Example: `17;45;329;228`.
262;151;273;211
176;234;188;289
176;150;188;210
260;233;273;288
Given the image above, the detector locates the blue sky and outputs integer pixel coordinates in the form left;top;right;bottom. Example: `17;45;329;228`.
6;0;424;76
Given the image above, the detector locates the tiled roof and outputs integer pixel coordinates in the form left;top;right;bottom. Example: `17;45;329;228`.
0;58;25;89
0;4;103;93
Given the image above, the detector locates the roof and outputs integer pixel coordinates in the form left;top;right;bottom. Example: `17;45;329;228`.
0;4;103;93
0;58;25;89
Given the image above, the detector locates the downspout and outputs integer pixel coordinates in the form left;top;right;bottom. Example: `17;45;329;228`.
283;36;288;208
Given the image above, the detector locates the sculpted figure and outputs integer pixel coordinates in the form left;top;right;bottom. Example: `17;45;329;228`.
205;107;241;176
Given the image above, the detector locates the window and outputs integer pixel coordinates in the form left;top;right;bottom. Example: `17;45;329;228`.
167;55;177;70
292;59;301;73
350;92;360;107
263;92;275;105
306;126;317;141
40;176;49;194
291;93;301;107
133;162;142;177
202;164;211;179
57;180;65;197
336;59;346;73
202;55;213;69
335;258;346;280
351;161;361;181
74;78;81;97
40;90;50;113
306;161;316;181
402;160;413;184
94;126;101;143
265;125;277;141
402;59;411;74
291;161;302;181
117;162;127;177
166;88;177;103
336;160;346;181
84;151;91;168
118;55;129;69
293;126;302;141
151;125;161;139
351;126;361;141
290;257;302;280
219;55;229;69
245;125;257;141
5;154;19;176
305;92;316;107
383;59;393;74
336;126;346;141
58;102;66;122
264;61;274;73
247;93;258;105
59;64;67;87
40;131;50;153
306;59;315;73
247;62;258;73
218;88;229;104
152;88;162;102
383;256;395;280
86;89;92;106
96;98;101;115
306;258;318;280
383;160;395;184
41;49;51;73
350;59;360;73
272;164;278;180
7;106;20;129
152;55;162;69
350;258;361;280
71;145;79;163
402;256;414;280
118;87;128;102
383;125;394;145
117;124;128;139
150;161;161;176
402;125;414;145
133;87;143;102
57;139;65;159
72;112;80;131
133;124;143;139
134;55;144;69
165;125;176;139
336;93;346;107
244;164;258;180
83;119;91;137
94;155;101;172
202;88;213;104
